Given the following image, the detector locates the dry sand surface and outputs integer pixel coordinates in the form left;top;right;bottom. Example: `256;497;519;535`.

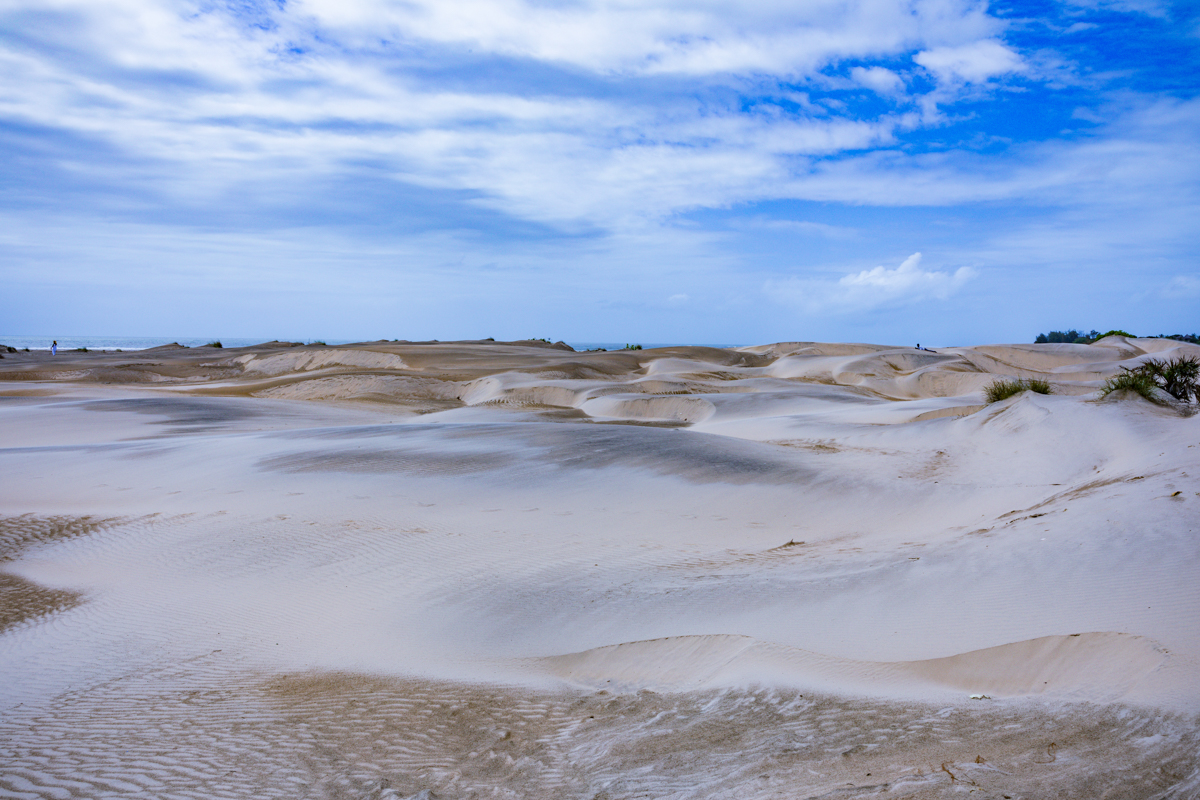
1;336;1198;799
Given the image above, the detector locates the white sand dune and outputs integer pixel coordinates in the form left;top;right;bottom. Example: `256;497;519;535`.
1;336;1198;798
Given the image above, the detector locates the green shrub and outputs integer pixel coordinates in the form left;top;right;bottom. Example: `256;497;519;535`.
1100;370;1158;401
1094;329;1133;341
73;347;88;352
623;343;643;350
207;340;223;348
1101;357;1199;403
1122;356;1200;402
984;378;1053;403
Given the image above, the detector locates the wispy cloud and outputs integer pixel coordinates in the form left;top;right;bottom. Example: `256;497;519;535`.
291;0;1004;77
1164;275;1200;298
1060;0;1172;18
0;0;1020;231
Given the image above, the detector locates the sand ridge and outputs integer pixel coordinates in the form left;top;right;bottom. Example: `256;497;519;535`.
538;631;1168;703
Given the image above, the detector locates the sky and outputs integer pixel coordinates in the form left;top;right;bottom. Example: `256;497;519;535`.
1;0;1198;345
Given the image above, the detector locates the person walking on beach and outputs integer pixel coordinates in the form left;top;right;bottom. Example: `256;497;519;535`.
51;340;57;355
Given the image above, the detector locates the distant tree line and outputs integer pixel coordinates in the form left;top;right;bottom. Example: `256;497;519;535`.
1035;330;1199;345
1036;329;1099;343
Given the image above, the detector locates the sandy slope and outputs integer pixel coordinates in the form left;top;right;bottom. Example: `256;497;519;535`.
0;336;1198;799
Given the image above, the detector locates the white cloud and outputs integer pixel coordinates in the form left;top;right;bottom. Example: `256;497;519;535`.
838;252;976;299
0;0;1057;233
850;65;904;96
667;293;690;306
914;39;1024;85
767;253;977;314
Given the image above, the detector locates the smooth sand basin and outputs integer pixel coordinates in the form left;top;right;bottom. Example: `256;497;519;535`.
1;337;1198;798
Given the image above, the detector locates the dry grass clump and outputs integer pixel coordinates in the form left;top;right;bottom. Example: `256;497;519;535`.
984;377;1053;403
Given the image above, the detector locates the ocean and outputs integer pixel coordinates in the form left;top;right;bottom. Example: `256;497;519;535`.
0;336;740;352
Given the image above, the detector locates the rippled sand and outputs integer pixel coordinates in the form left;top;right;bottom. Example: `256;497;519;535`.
1;336;1198;798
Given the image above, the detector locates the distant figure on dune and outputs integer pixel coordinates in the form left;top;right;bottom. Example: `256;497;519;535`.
916;343;920;350
51;340;57;355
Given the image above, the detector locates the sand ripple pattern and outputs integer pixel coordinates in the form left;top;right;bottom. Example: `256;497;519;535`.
2;672;1198;799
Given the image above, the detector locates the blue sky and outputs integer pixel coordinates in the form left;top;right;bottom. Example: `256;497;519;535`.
1;0;1197;345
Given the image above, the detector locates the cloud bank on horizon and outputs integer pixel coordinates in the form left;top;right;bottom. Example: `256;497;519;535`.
0;0;1197;344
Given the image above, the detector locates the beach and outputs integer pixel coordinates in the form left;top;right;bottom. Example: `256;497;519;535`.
1;336;1198;798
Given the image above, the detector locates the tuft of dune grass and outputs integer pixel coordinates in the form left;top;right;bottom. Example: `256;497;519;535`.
984;378;1053;403
1100;371;1158;402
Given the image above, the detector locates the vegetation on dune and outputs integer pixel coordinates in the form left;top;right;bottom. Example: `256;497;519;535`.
1148;357;1200;401
1035;329;1199;345
1100;370;1160;402
1101;356;1199;403
1034;329;1131;344
1035;329;1100;344
1153;333;1200;345
73;347;88;352
984;377;1053;403
207;341;223;348
623;344;643;350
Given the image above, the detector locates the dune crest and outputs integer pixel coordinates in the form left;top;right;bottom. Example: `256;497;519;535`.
1;337;1195;423
539;632;1166;703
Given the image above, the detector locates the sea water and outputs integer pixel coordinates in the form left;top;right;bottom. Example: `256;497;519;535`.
0;336;354;351
0;336;743;352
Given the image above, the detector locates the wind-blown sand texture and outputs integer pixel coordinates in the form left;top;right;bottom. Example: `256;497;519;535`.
1;336;1198;799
